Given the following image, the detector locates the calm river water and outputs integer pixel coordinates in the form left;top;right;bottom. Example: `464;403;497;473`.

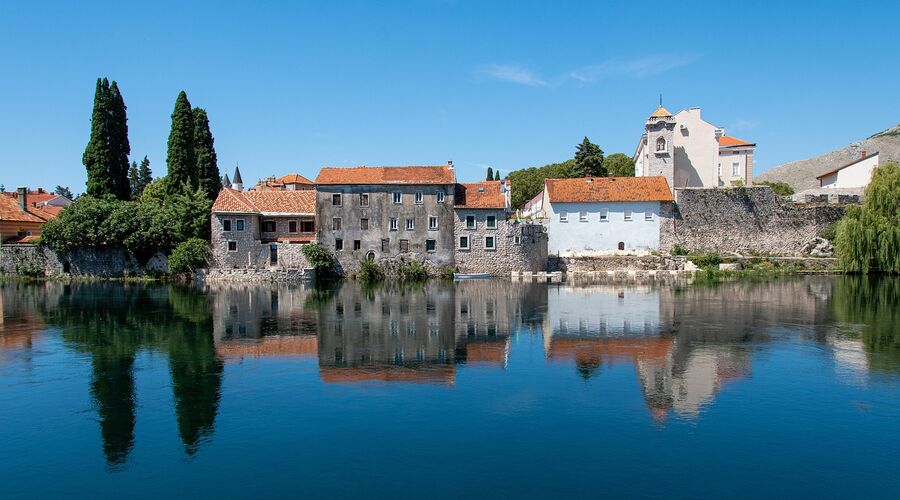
1;277;899;498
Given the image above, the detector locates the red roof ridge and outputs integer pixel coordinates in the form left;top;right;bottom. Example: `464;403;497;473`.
545;176;674;203
718;135;754;147
315;165;456;185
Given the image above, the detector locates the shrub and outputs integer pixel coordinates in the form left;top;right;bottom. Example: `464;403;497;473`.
835;162;900;274
168;238;209;277
300;243;335;277
730;179;745;187
672;244;689;256
397;260;428;281
756;181;795;196
357;259;384;282
689;253;723;269
439;266;456;280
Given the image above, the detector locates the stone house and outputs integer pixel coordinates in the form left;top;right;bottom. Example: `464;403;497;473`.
816;151;880;189
453;180;547;275
250;173;316;191
210;187;316;269
0;187;65;244
314;164;458;274
540;176;674;256
634;106;756;191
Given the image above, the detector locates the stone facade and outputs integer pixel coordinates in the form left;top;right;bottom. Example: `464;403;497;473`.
0;246;167;277
195;267;314;283
453;209;547;275
660;187;846;255
315;184;456;276
210;213;313;271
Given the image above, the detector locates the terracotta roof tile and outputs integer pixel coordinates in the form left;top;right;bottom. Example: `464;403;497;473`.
276;173;315;185
212;188;315;214
454;181;507;209
718;135;754;147
0;195;49;223
319;365;455;385
545;176;674;203
315;165;455;185
650;106;672;118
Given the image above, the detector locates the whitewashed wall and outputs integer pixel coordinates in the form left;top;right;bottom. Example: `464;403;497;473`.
546;200;661;256
819;154;879;188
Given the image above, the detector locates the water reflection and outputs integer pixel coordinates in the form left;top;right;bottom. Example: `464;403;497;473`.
1;276;899;469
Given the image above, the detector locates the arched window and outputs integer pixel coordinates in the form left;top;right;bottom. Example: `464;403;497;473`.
366;251;376;262
656;137;666;152
618;242;625;251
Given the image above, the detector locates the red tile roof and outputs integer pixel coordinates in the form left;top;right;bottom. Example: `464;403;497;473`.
454;181;507;209
0;195;52;223
211;188;316;215
319;365;455;385
649;106;673;118
545;176;674;203
315;165;456;185
276;173;315;185
718;135;754;147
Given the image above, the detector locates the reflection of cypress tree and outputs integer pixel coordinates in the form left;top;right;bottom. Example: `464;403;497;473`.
830;276;900;372
167;287;223;455
91;351;136;467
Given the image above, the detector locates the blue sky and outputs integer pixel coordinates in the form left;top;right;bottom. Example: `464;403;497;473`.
2;0;898;193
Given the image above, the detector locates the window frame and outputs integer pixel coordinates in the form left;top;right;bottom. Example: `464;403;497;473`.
353;240;361;251
405;218;414;231
732;162;740;177
332;193;342;206
656;137;666;152
332;217;342;231
486;215;497;229
465;215;476;230
599;208;609;222
392;192;402;204
236;219;245;231
624;209;633;222
436;191;445;203
381;238;390;252
559;211;568;223
301;220;315;233
389;217;398;231
425;239;436;252
458;236;470;249
359;193;369;207
222;219;232;232
335;238;343;251
262;220;276;233
288;220;297;233
485;235;496;250
645;210;653;221
415;191;423;205
579;211;588;222
227;241;237;252
399;239;409;252
428;215;438;230
360;218;369;230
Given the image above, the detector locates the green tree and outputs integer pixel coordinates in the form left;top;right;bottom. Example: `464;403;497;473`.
54;185;74;200
137;156;152;194
166;91;196;194
486;166;494;181
108;81;131;200
834;162;900;273
605;153;635;177
192;108;220;201
507;159;576;209
755;181;795;196
83;78;116;197
128;161;140;199
572;137;605;178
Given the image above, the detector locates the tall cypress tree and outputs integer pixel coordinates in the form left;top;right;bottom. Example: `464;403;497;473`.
128;160;140;199
137;156;152;192
166;91;196;194
192;108;220;200
109;81;131;199
573;136;606;177
494;170;501;181
84;78;115;197
486;167;494;181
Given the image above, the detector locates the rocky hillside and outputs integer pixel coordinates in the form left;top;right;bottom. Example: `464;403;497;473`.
756;124;900;191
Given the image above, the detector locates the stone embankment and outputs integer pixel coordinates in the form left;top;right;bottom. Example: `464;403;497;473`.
1;245;167;278
195;267;315;282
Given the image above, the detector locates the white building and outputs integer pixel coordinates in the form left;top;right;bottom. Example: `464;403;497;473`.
816;151;880;189
540;176;673;256
634;106;756;191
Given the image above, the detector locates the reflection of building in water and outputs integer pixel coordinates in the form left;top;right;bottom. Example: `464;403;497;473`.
0;282;63;360
317;283;458;385
207;283;319;359
454;281;526;369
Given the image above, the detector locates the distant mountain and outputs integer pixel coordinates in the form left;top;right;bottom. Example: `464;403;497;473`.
756;124;900;191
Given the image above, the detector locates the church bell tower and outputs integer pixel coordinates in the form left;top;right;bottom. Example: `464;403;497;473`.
644;105;676;192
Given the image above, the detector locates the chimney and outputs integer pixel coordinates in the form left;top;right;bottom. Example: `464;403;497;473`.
447;160;454;169
585;174;593;182
16;187;27;211
860;150;867;159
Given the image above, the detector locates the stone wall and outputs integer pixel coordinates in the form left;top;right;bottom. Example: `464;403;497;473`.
0;245;167;277
548;255;688;272
195;267;314;283
454;211;547;276
662;187;846;255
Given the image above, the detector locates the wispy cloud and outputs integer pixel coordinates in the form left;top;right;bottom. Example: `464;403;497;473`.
479;63;547;87
729;118;759;133
568;54;698;84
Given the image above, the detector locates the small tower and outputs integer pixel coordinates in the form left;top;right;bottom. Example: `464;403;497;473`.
222;173;231;189
232;165;244;192
644;105;676;191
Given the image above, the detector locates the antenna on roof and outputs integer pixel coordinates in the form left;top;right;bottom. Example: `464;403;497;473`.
659;94;663;107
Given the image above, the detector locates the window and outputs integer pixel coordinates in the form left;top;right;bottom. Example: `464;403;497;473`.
381;239;390;252
360;218;369;230
335;238;343;251
559;211;568;223
263;220;276;232
459;236;470;249
227;241;237;252
656;137;666;152
389;217;398;231
426;239;436;252
645;210;653;221
579;211;588;222
436;191;445;203
392;192;402;204
514;235;521;245
415;191;423;204
223;219;232;231
717;163;722;177
405;218;414;230
332;217;342;231
485;236;496;250
289;221;297;233
624;209;633;221
599;208;609;222
359;193;369;206
618;241;625;251
428;216;438;230
301;220;315;232
332;193;342;206
236;219;245;231
486;215;497;228
466;215;476;229
353;240;361;251
399;239;409;252
732;162;740;177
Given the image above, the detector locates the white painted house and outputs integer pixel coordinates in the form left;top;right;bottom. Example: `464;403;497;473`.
817;151;880;188
541;176;674;256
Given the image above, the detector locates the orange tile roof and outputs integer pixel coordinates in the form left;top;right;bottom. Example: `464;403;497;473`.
454;181;507;209
318;365;455;385
545;176;674;203
217;335;318;358
276;173;315;185
315;165;456;185
464;338;510;367
718;135;754;147
0;195;49;223
211;188;316;215
650;106;672;118
546;337;673;363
